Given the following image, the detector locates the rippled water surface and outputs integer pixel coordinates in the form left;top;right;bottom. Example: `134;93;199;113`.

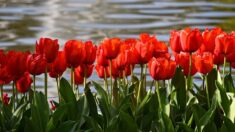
1;0;235;97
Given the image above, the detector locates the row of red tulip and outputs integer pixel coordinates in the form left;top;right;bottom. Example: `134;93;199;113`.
0;27;234;97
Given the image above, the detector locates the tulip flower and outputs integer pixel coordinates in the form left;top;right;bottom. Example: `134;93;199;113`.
153;41;169;59
49;51;67;78
135;33;155;64
148;57;176;80
0;50;12;85
214;33;235;56
83;40;97;65
97;46;109;67
122;38;139;65
74;71;84;85
16;72;32;93
195;52;214;75
95;64;110;79
36;37;59;63
115;50;130;71
100;37;121;60
2;93;9;105
170;30;182;53
213;52;224;67
180;28;203;53
7;51;29;81
27;53;47;76
198;28;223;53
64;40;85;68
174;52;197;76
50;100;56;111
75;64;94;79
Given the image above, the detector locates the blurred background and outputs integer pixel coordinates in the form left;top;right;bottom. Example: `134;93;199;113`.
0;0;235;97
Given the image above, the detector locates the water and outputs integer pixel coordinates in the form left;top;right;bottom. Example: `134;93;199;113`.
0;0;235;97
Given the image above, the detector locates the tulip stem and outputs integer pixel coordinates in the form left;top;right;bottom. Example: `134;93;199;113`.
109;60;113;102
143;64;147;93
84;67;87;88
223;56;226;88
33;75;36;97
56;77;61;103
130;65;133;82
202;75;205;90
71;67;75;93
12;82;15;110
45;67;48;99
1;85;3;102
137;64;144;104
229;63;232;75
155;81;162;111
205;75;210;107
104;68;109;95
187;53;192;90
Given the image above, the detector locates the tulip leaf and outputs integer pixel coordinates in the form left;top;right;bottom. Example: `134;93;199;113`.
206;68;218;98
224;74;235;93
119;110;138;132
172;67;186;112
59;78;76;103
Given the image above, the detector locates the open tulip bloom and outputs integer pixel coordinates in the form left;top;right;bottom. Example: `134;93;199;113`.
1;27;235;131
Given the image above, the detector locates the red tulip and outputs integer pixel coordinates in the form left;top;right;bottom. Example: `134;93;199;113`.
95;64;110;78
122;38;138;65
64;40;85;68
0;50;12;85
36;37;59;63
27;53;47;76
153;41;169;59
214;33;235;56
50;100;56;111
83;41;97;65
195;52;214;75
97;46;109;67
100;38;121;60
49;51;67;78
75;64;94;78
74;71;84;85
135;33;155;64
108;60;132;79
2;93;9;105
180;28;203;52
7;51;29;80
213;52;224;66
198;28;223;53
170;30;182;53
16;72;32;93
174;52;197;76
115;50;130;71
148;57;176;80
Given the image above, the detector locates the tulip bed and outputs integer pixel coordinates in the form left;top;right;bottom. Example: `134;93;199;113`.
1;27;235;131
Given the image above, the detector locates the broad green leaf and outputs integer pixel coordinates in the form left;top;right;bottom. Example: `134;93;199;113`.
59;78;76;103
119;110;138;132
224;74;235;93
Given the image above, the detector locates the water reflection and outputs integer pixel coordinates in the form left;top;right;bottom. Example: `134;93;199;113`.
0;0;235;97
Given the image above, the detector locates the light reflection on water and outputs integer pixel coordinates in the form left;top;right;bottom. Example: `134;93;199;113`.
0;0;235;97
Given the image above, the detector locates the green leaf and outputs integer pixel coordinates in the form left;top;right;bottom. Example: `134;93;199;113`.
172;67;186;112
83;116;102;132
119;110;138;132
59;78;76;103
161;112;175;132
224;74;235;93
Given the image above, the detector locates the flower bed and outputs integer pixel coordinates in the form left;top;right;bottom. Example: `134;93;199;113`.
0;27;235;131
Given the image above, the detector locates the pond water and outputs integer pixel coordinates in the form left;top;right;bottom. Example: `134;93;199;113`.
1;0;235;97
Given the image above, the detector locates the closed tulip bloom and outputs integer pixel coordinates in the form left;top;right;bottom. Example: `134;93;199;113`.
214;33;235;55
180;28;203;52
122;38;138;65
213;52;224;66
174;52;197;76
27;53;47;76
2;93;10;105
16;72;32;93
97;46;109;67
195;52;214;75
95;64;110;78
115;50;130;71
36;37;59;63
49;51;67;78
148;57;176;80
75;64;94;78
153;41;169;59
135;33;155;64
83;41;97;65
170;30;182;53
7;51;29;80
100;37;121;60
64;40;85;68
74;71;84;85
0;50;12;85
198;28;223;53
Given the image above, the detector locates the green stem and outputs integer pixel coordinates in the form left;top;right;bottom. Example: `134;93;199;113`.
45;67;48;99
202;75;205;90
187;53;192;90
143;64;147;93
163;80;165;88
104;68;109;95
12;82;15;110
56;77;61;103
205;74;210;107
1;85;3;102
229;63;232;74
137;64;144;104
223;56;226;88
155;81;162;111
84;67;87;88
109;60;113;101
71;67;75;93
130;65;133;82
33;75;36;97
